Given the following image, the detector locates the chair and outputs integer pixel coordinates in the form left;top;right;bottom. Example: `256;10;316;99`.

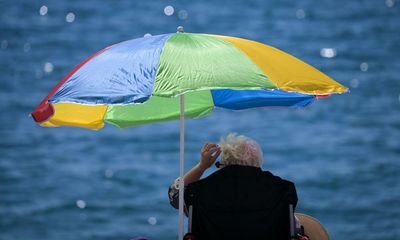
184;204;330;240
182;167;298;240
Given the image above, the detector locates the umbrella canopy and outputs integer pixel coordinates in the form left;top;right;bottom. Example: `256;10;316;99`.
31;32;346;129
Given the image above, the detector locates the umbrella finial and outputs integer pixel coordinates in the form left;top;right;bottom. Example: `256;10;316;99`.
177;26;184;33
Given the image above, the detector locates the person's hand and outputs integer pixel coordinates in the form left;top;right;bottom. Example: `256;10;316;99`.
199;143;221;170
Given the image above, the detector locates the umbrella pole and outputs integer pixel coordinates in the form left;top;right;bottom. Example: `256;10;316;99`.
178;94;185;240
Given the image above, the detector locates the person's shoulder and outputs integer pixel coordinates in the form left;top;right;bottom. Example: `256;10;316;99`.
187;169;223;189
262;170;296;188
262;171;298;204
201;169;224;183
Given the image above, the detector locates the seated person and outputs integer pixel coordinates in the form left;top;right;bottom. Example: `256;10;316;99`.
168;133;298;240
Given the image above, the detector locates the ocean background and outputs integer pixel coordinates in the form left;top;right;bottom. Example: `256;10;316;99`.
1;0;399;239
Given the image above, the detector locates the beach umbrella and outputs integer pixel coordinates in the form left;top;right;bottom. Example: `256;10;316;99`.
31;27;347;239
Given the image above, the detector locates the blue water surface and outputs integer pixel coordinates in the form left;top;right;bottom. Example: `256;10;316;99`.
1;0;399;239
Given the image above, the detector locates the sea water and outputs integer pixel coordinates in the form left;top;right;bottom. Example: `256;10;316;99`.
1;0;399;239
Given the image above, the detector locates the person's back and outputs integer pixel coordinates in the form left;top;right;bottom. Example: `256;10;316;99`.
186;165;297;240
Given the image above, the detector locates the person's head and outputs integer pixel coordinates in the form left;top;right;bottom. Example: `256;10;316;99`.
219;133;263;168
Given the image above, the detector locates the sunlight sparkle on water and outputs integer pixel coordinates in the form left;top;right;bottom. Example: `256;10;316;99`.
178;10;188;20
320;48;337;58
66;12;75;23
39;6;48;16
76;200;86;209
350;78;359;88
1;40;8;50
360;62;369;72
105;169;114;178
164;6;174;16
23;43;31;52
386;0;396;7
44;62;54;73
296;9;306;19
148;217;157;225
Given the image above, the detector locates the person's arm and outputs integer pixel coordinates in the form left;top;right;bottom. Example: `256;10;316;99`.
168;143;221;209
183;143;221;186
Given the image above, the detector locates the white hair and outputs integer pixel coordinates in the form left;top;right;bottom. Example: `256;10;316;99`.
219;133;263;168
